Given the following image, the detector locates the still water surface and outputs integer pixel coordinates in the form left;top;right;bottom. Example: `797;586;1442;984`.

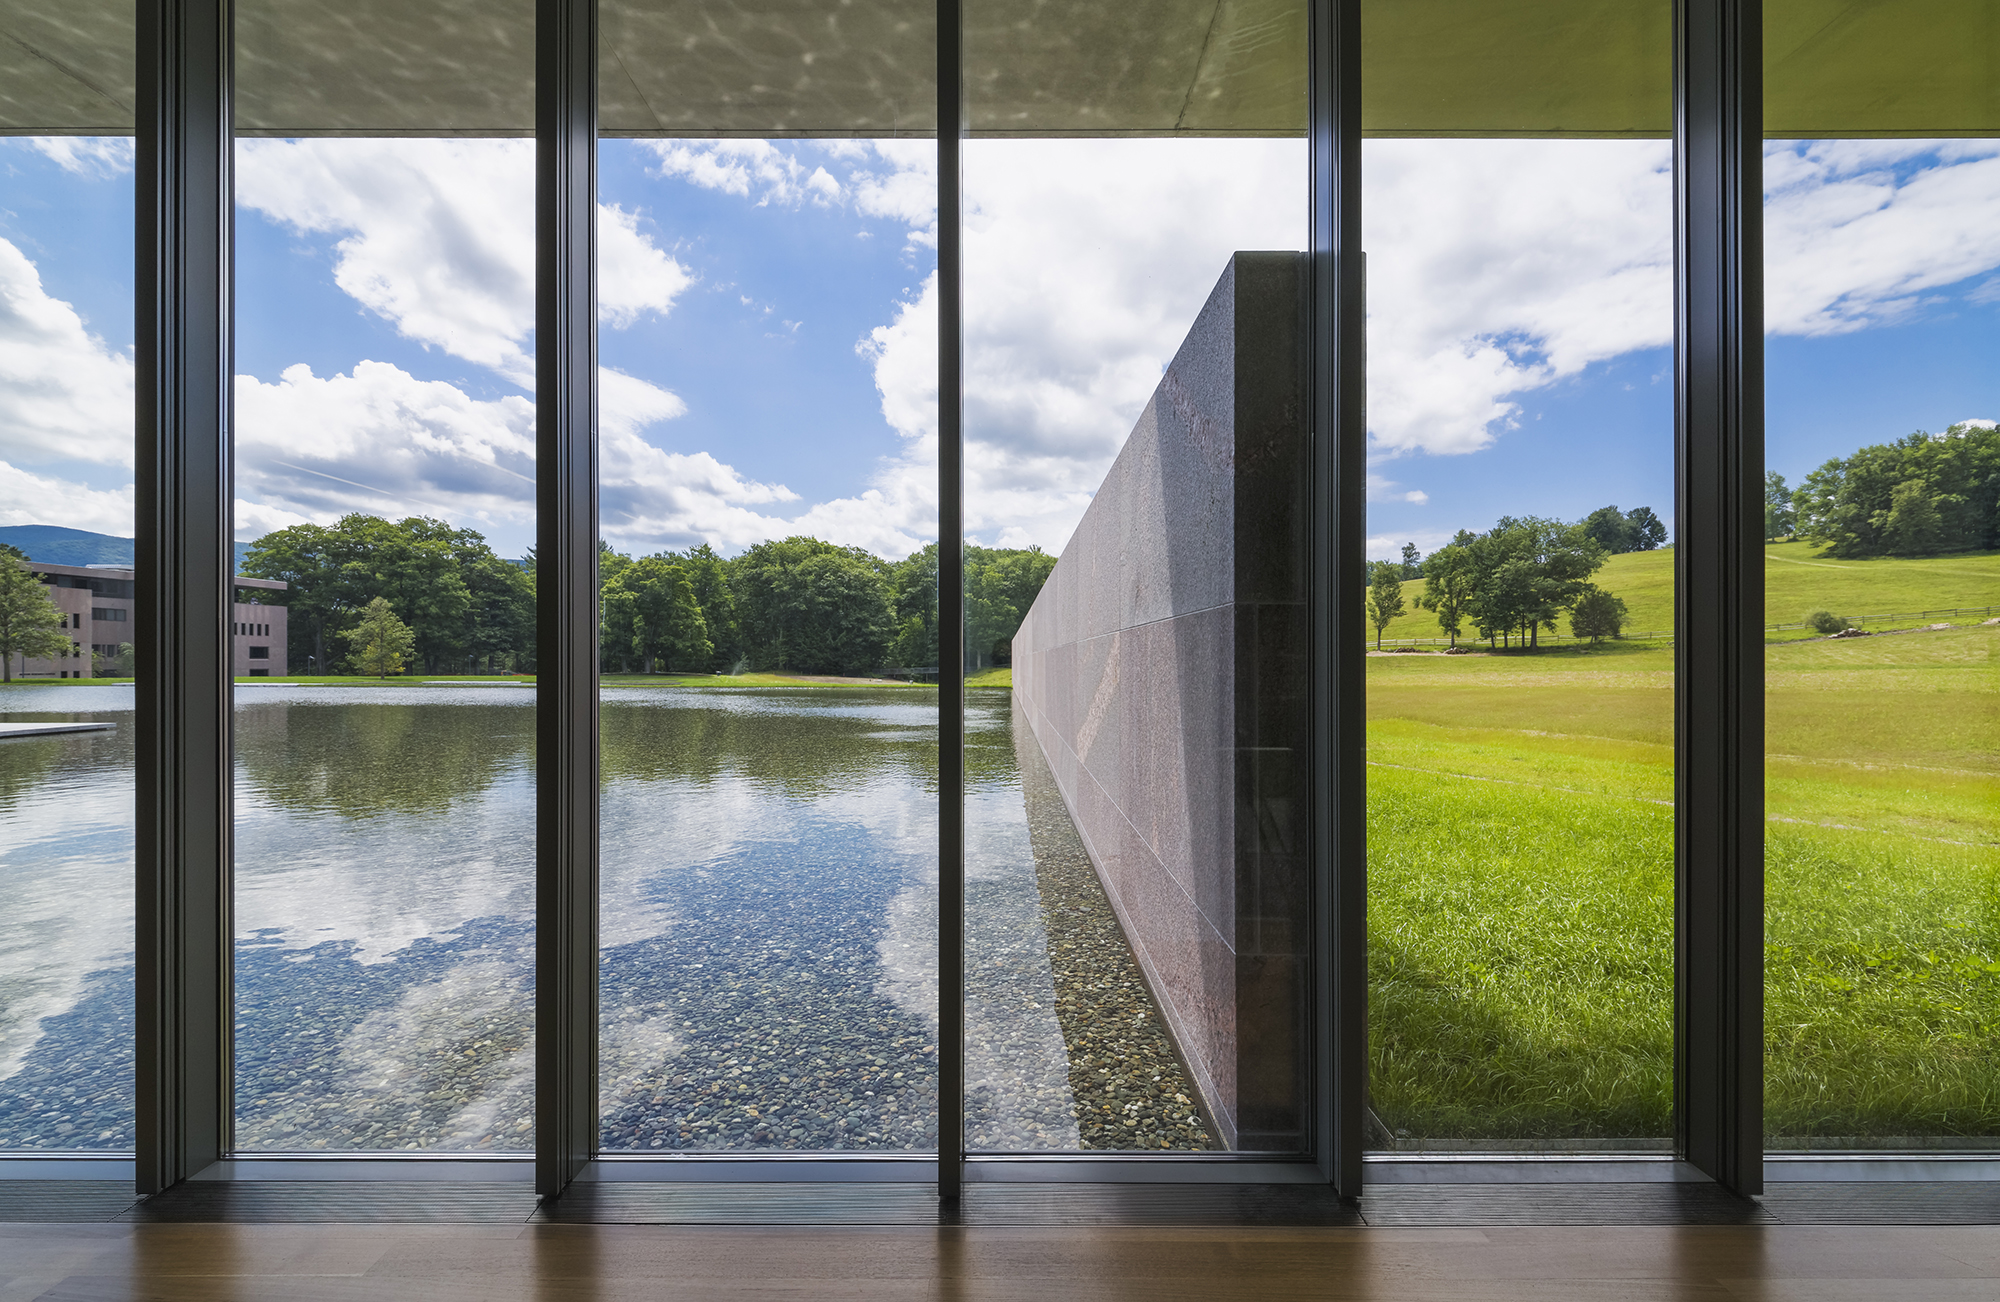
0;683;1077;1153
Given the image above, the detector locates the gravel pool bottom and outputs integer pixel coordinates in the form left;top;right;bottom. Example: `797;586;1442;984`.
0;683;1210;1155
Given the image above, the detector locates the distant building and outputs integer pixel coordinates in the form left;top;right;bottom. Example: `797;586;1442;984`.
8;563;288;680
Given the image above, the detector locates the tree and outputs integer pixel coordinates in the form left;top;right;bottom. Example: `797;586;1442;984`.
964;544;1057;668
603;555;711;673
1625;506;1668;550
1461;517;1607;648
1365;561;1405;649
1882;478;1945;556
1581;505;1634;554
670;543;739;671
1399;542;1424;579
1794;424;2000;557
340;596;417;677
1569;586;1629;643
1764;471;1796;540
0;553;71;682
731;537;896;675
1417;543;1475;647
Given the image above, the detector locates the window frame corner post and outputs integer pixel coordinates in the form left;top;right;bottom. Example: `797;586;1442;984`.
535;0;602;1201
1309;0;1366;1196
1673;0;1765;1198
935;0;967;1203
135;0;236;1198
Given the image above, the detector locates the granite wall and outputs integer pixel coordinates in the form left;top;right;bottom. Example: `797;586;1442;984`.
1012;252;1308;1151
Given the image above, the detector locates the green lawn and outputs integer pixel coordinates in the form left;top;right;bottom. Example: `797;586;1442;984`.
1373;543;2000;645
1368;623;2000;1144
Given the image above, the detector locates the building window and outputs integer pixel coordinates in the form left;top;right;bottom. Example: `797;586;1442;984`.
248;646;269;660
92;608;128;622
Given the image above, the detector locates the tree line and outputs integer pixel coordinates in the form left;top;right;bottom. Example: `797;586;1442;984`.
241;514;1058;678
1368;505;1664;650
1769;422;1999;557
597;536;1055;676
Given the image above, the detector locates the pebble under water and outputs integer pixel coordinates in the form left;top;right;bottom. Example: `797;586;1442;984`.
0;682;1212;1155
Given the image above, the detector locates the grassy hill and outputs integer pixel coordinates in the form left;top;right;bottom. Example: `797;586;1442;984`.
1372;543;1999;645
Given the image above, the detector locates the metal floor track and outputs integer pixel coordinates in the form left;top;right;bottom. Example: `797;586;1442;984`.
3;1180;1998;1226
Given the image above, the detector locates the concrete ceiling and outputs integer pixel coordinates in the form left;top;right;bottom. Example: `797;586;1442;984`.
0;0;1993;139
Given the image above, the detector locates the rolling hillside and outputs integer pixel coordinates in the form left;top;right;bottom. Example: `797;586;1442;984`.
1372;542;2000;644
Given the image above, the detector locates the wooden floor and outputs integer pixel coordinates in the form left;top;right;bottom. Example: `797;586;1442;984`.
5;1220;2000;1300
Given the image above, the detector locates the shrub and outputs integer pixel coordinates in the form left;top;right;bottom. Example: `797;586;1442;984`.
1806;610;1849;635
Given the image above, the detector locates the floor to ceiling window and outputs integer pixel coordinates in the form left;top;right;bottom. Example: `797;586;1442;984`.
0;121;138;1152
226;6;540;1154
592;3;942;1156
1361;1;1679;1152
962;0;1313;1155
1761;0;2000;1152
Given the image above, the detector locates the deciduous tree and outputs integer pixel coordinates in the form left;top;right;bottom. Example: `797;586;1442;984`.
340;596;417;678
1365;561;1405;649
0;553;70;682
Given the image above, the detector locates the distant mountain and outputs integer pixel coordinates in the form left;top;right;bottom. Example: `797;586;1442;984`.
0;525;132;566
0;526;255;573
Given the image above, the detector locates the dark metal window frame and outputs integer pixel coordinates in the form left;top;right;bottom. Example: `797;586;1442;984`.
125;0;1766;1199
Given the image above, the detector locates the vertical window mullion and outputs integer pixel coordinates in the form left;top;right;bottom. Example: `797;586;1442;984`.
936;0;968;1203
134;0;236;1196
1308;0;1367;1196
535;0;602;1200
1673;0;1765;1196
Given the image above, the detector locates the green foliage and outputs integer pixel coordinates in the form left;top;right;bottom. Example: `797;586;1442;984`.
1568;585;1628;642
1766;470;1798;540
1580;504;1668;555
1460;516;1608;648
1365;561;1406;648
1417;543;1475;647
1398;541;1424;579
241;514;533;675
1794;422;2000;557
1806;609;1849;635
0;553;71;682
965;544;1057;668
339;596;417;677
601;554;712;673
730;536;896;675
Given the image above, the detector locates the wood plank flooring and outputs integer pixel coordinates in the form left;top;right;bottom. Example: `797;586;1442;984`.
5;1221;2000;1300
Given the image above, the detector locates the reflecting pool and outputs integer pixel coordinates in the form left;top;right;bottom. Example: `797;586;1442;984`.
0;682;1202;1154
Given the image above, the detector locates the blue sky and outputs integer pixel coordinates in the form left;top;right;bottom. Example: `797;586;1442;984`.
2;134;1996;564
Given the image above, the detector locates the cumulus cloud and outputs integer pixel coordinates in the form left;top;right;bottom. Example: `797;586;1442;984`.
0;459;134;535
1362;139;1675;459
21;136;134;178
0;237;134;468
235;139;691;387
637;139;844;209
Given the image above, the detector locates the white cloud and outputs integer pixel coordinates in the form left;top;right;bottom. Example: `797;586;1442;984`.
637;139;844;209
234;360;539;538
1764;139;2000;336
22;136;134;178
0;458;133;535
235;139;690;388
0;237;134;469
1362;139;1675;459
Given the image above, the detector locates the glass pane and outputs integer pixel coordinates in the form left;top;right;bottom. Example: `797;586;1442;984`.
230;11;539;1153
594;5;940;1154
1362;1;1677;1152
0;127;137;1151
961;1;1310;1153
1763;0;2000;1151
